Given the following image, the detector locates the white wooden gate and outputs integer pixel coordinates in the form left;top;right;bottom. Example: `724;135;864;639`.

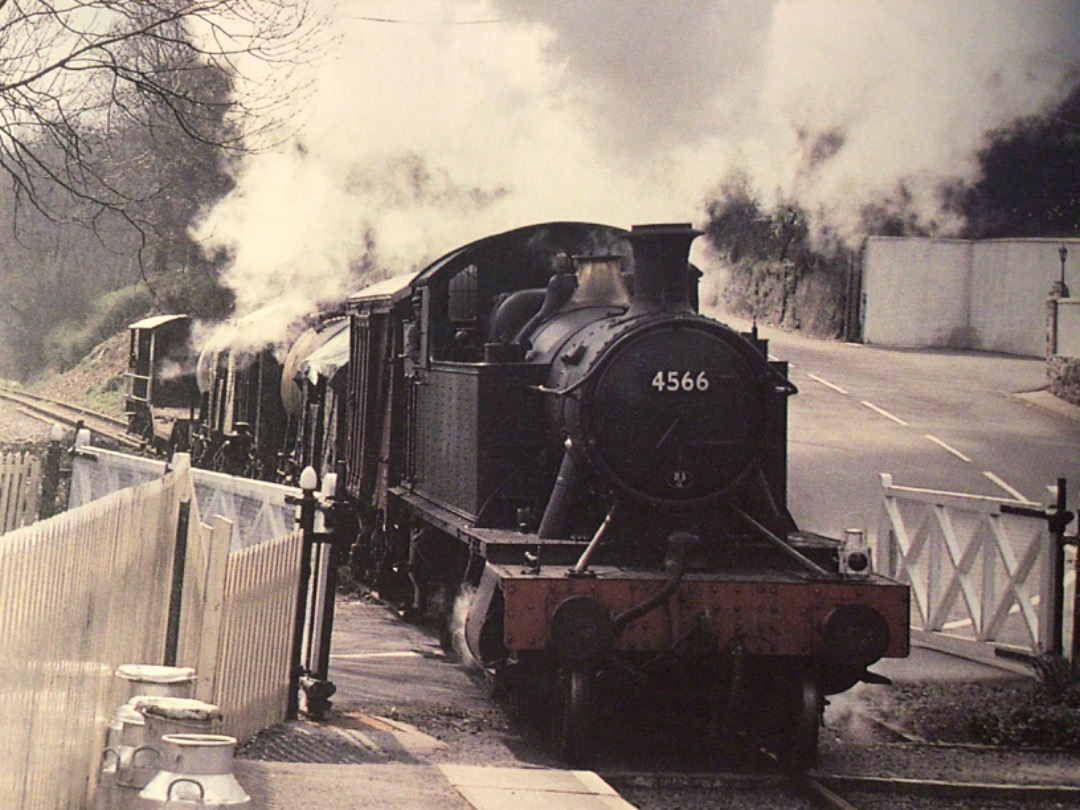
877;473;1057;666
69;444;299;549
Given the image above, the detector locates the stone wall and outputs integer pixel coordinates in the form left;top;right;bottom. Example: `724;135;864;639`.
1048;356;1080;406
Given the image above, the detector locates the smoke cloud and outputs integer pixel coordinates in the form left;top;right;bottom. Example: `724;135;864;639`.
195;0;1080;330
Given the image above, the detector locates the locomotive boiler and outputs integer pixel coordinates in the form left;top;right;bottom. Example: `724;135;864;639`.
343;221;909;767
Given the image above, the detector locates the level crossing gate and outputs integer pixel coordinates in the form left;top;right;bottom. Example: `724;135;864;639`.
876;473;1062;670
69;443;299;550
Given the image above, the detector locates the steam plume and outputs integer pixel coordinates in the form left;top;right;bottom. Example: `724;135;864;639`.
195;0;1080;329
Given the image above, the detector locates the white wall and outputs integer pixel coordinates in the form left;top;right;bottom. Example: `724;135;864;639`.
863;239;971;349
862;237;1080;357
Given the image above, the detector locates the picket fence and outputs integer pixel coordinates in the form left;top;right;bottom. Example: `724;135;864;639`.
0;453;302;810
0;450;41;534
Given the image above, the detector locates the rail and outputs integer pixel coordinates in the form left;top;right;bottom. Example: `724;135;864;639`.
0;385;139;448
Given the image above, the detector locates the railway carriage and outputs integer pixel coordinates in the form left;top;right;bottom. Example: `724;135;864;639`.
342;221;910;766
191;305;295;480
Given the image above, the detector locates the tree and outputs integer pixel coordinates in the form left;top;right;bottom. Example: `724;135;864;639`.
0;1;325;379
0;0;323;239
949;81;1080;239
703;172;852;336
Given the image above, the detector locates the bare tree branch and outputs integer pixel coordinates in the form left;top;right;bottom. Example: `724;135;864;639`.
0;0;328;233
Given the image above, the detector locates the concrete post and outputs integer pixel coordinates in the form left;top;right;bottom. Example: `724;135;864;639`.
1048;295;1060;358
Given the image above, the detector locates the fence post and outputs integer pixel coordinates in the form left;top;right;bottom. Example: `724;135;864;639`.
877;473;895;578
38;423;66;520
1048;295;1061;358
164;495;193;666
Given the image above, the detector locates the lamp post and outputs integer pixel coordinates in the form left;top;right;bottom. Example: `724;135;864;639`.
1053;245;1070;298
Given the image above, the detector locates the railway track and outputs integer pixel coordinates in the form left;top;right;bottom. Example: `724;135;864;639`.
0;386;141;449
606;767;1080;809
602;712;1080;809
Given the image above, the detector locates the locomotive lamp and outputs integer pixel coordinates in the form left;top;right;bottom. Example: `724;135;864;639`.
1054;245;1070;298
839;528;872;575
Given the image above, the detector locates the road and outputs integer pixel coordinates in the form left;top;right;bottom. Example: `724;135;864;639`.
710;312;1080;541
699;312;1080;654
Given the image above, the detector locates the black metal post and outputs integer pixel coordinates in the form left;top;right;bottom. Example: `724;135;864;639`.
38;425;65;520
301;485;343;719
1041;477;1077;660
315;541;339;681
1001;478;1075;659
1051;493;1066;659
287;484;316;721
1055;478;1080;665
164;496;192;666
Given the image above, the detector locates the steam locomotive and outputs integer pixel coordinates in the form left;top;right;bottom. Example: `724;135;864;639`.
126;221;909;766
339;222;908;766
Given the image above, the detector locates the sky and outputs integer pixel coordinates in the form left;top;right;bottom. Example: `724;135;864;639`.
194;0;1080;339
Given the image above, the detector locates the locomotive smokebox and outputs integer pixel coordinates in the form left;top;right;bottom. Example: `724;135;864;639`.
627;223;701;315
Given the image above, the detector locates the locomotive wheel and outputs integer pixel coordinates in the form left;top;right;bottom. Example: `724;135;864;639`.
766;665;822;770
553;663;593;766
720;657;821;769
783;671;822;770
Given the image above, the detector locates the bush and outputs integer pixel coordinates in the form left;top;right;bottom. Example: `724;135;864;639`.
703;176;852;338
970;699;1080;749
42;285;153;372
892;656;1080;750
149;269;234;321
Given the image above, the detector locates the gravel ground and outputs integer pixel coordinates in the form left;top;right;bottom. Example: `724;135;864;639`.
0;407;54;445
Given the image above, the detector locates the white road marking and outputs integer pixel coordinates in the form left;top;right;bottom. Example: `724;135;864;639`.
860;400;909;426
330;651;423;660
924;434;972;463
807;373;849;395
982;471;1030;502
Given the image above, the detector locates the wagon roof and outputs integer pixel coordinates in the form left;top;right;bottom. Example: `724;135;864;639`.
347;271;419;306
128;313;191;330
299;319;351;383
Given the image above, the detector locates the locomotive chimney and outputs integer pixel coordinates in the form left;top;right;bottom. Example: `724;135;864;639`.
627;223;701;315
